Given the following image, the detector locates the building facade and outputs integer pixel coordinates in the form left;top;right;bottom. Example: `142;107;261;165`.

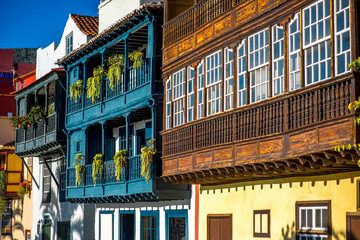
14;14;99;240
58;2;195;240
161;0;360;239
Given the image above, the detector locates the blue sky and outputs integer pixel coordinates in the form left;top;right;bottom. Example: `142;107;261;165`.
0;0;99;49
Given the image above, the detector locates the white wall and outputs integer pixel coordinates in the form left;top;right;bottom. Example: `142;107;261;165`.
98;0;153;33
31;157;91;240
36;15;90;79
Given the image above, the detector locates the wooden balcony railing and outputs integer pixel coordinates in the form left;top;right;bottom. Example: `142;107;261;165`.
163;0;236;47
163;78;353;157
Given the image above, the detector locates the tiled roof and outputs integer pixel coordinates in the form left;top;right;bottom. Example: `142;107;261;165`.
71;14;99;36
58;2;163;64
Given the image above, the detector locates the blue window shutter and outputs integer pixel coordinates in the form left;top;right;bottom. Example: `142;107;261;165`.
145;122;152;141
106;139;115;161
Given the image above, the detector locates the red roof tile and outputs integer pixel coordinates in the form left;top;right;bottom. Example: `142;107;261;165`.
71;14;99;36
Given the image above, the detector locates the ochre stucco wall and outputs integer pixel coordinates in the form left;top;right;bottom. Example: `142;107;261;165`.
199;171;360;240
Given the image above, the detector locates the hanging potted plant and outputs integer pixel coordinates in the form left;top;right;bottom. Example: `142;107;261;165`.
106;54;125;90
9;116;21;129
129;51;143;69
87;66;104;104
113;150;127;182
69;80;83;103
17;180;31;198
140;139;157;183
73;153;85;186
28;106;47;123
92;153;104;186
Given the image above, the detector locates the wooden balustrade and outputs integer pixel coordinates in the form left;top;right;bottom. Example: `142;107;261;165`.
163;0;236;48
162;78;353;157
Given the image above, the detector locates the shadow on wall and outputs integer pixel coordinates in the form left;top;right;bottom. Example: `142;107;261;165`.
12;199;24;235
280;222;346;240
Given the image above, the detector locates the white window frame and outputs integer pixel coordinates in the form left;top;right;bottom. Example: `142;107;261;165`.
197;60;205;119
165;78;171;129
299;206;328;231
289;13;301;91
66;32;73;54
237;40;247;107
172;69;185;127
224;47;233;111
248;29;269;103
334;0;351;75
187;66;195;122
272;25;284;96
303;0;331;85
206;50;222;116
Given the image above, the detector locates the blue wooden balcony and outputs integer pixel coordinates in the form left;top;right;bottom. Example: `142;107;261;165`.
66;155;179;203
66;58;155;130
15;113;65;156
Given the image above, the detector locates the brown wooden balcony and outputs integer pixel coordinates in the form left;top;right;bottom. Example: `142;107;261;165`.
161;73;360;185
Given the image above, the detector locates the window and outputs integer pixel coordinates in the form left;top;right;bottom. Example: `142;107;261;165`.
207;214;232;240
237;40;247;107
197;61;205;119
141;211;159;240
119;128;126;150
66;32;73;54
335;0;350;75
187;67;195;122
253;210;270;238
224;48;233;111
166;210;187;240
296;201;330;240
272;25;284;96
173;69;185;127
43;166;51;203
60;158;66;201
303;0;331;85
76;141;81;152
206;50;222;116
1;200;11;234
249;29;269;103
99;211;114;240
289;13;301;91
166;78;171;129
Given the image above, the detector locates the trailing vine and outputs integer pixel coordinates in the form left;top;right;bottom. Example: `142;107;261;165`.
18;180;31;198
140;139;157;183
69;80;83;103
129;51;143;69
87;66;104;104
92;153;104;186
106;54;125;90
0;167;7;211
73;153;85;186
114;150;127;182
335;96;360;167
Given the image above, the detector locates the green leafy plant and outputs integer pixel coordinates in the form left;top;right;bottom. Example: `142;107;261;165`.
0;167;7;211
73;153;85;186
349;57;360;71
106;54;125;90
129;51;143;69
28;106;47;123
114;150;127;182
92;153;104;186
335;97;360;167
18;180;31;198
140;139;157;183
69;80;83;103
87;66;104;104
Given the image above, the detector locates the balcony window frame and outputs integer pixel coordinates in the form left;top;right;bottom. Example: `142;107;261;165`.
224;47;234;111
248;28;270;103
172;69;186;127
303;0;332;86
272;25;285;96
197;60;205;119
205;50;222;116
187;66;195;122
289;13;301;91
237;40;247;107
334;0;351;75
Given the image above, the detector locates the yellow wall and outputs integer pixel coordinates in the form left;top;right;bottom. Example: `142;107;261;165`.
6;153;22;194
199;171;360;240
